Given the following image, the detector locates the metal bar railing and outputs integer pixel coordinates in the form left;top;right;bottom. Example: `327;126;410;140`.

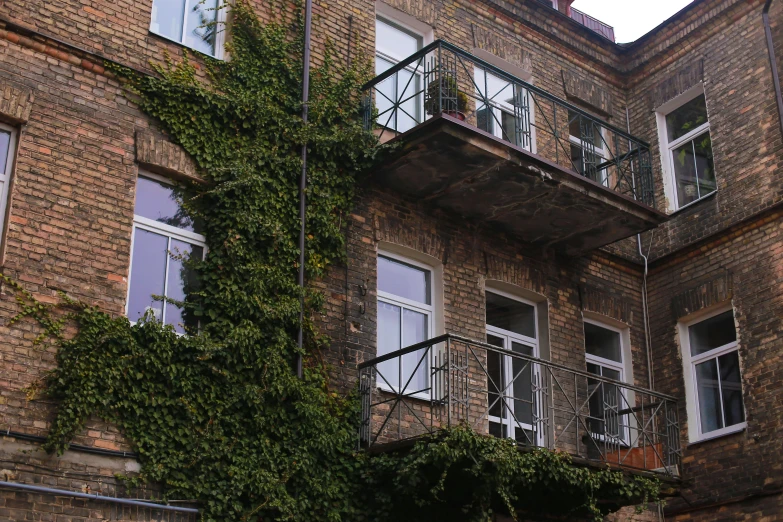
358;334;682;478
362;40;655;207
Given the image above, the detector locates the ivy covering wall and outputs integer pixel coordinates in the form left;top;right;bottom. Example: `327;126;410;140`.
6;2;662;520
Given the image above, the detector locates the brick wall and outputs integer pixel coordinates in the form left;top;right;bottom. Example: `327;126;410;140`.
0;0;780;520
646;209;783;520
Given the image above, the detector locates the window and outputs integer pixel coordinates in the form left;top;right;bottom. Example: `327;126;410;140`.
150;0;224;58
584;320;629;443
681;308;745;441
657;87;715;209
127;174;205;334
475;69;533;151
485;290;539;445
376;253;432;395
569;110;608;186
0;123;17;243
374;17;423;133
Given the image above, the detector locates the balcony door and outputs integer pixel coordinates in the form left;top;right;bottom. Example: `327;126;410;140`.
485;291;540;445
375;17;423;133
474;68;533;151
377;253;432;396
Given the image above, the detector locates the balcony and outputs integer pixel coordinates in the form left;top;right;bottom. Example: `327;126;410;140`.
358;334;682;479
363;41;666;255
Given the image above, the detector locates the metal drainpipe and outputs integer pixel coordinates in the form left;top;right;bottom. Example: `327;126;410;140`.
0;481;199;514
763;0;783;139
626;105;655;391
297;0;314;379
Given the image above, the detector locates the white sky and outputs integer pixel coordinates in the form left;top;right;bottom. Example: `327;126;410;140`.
570;0;695;43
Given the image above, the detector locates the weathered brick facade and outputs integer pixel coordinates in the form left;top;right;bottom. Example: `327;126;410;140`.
0;0;780;519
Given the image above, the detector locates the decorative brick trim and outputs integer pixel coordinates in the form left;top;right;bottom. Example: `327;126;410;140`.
471;24;532;75
134;130;201;181
379;0;437;25
561;70;613;116
373;215;448;260
0;84;34;123
579;284;633;325
484;254;546;295
670;272;733;319
650;59;704;109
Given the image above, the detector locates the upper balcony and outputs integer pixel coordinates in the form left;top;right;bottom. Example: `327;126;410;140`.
363;41;666;255
358;334;682;480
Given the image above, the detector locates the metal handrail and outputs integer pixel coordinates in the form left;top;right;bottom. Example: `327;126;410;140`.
363;40;647;146
359;333;677;401
358;333;682;477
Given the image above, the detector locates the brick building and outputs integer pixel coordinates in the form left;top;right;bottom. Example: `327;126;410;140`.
0;0;780;519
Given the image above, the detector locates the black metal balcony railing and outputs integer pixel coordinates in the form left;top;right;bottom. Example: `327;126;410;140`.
363;40;655;208
358;334;681;478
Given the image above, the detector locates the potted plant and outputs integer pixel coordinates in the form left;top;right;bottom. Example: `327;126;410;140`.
424;76;469;121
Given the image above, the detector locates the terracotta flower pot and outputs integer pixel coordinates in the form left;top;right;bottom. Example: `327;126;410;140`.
444;110;466;121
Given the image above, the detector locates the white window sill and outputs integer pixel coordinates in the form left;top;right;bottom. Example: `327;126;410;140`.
688;422;747;446
669;189;717;215
148;30;223;60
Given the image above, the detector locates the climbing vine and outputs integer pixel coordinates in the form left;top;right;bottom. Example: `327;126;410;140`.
3;2;662;520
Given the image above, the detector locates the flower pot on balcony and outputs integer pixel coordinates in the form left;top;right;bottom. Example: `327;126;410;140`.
425;76;469;119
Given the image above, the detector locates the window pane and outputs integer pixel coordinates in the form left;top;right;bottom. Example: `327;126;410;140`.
476;106;494;135
184;0;219;56
486;292;535;338
376;18;421;58
666;94;708;142
718;351;744;427
568;110;600;147
128;229;168;323
164;239;202;334
584;322;622;363
694;133;716;197
487;334;505;419
135;176;201;233
375;57;396;130
511;342;534;426
377;301;401;389
0;130;10;175
689;310;736;356
396;69;420;133
501;110;518;145
378;256;430;304
695;358;723;433
401;308;428;392
672;140;699;207
150;0;185;42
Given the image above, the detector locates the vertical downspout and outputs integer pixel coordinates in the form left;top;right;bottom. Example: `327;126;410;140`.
626;105;655;391
297;0;313;379
763;0;783;139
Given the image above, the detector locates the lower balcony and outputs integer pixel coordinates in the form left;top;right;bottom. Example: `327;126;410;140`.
358;334;682;479
363;41;667;255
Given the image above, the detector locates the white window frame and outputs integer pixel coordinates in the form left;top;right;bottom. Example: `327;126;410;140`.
0;122;17;246
485;288;542;446
374;5;432;133
655;83;714;212
473;68;536;153
568;110;609;186
583;317;633;446
376;250;434;399
127;171;207;332
149;0;227;59
679;305;746;443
